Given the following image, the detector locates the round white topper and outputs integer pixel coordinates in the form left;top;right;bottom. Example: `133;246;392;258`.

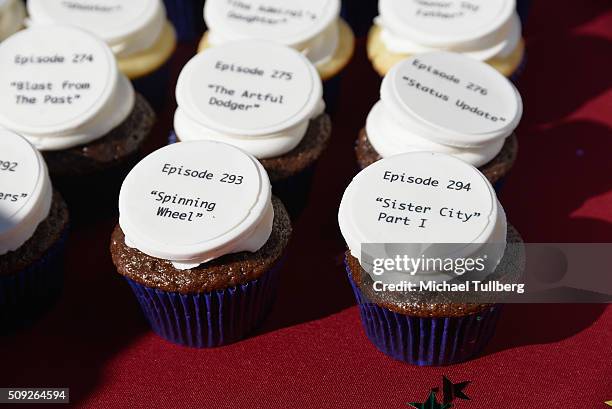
0;129;45;234
205;0;340;46
383;52;522;147
0;26;117;136
339;152;499;259
27;0;160;44
379;0;514;47
176;40;321;137
119;141;271;262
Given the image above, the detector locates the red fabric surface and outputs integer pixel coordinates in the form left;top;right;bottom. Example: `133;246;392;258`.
2;1;611;407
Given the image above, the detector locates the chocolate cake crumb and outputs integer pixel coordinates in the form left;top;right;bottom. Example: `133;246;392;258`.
43;93;155;177
0;192;69;276
355;128;518;184
111;197;292;294
346;225;524;317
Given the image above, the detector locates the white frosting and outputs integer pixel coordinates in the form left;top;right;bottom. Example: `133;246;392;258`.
119;141;274;270
367;102;505;167
0;129;53;256
0;0;25;41
0;25;135;151
175;40;324;159
26;0;167;58
338;152;507;281
204;0;341;68
376;0;522;61
366;52;522;167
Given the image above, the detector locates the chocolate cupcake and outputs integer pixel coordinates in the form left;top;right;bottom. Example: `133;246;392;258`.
0;129;70;332
110;141;291;347
0;26;155;216
356;52;523;189
368;0;526;80
26;0;177;109
0;0;25;41
338;152;523;366
198;0;355;111
172;41;332;218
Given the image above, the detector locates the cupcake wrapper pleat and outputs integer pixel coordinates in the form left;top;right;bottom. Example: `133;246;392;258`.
346;262;502;366
168;131;178;145
510;53;528;84
0;230;68;333
126;262;282;348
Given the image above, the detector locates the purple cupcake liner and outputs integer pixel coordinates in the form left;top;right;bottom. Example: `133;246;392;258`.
49;154;143;224
323;75;342;114
169;131;315;220
132;62;171;112
345;262;502;366
270;165;316;221
493;176;507;193
510;52;528;84
125;262;282;348
168;130;178;145
163;0;205;41
0;229;68;333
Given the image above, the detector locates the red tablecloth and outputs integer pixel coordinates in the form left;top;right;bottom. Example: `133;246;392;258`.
2;1;611;407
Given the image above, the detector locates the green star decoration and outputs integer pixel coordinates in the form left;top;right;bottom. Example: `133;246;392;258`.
441;376;470;404
605;401;612;407
408;391;452;409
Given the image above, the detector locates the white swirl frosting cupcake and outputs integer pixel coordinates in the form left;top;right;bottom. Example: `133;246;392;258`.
26;0;176;80
199;0;355;83
368;0;526;78
356;52;523;186
110;141;292;347
0;129;69;330
0;25;155;210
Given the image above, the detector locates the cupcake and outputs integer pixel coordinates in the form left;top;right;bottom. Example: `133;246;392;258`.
172;40;331;218
343;0;531;38
199;0;355;111
110;141;291;347
26;0;177;109
356;52;523;189
368;0;526;80
0;25;155;215
339;152;523;366
0;129;70;332
162;0;205;41
0;0;25;41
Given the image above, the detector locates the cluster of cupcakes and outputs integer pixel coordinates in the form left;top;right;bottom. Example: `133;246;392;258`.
0;0;531;367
